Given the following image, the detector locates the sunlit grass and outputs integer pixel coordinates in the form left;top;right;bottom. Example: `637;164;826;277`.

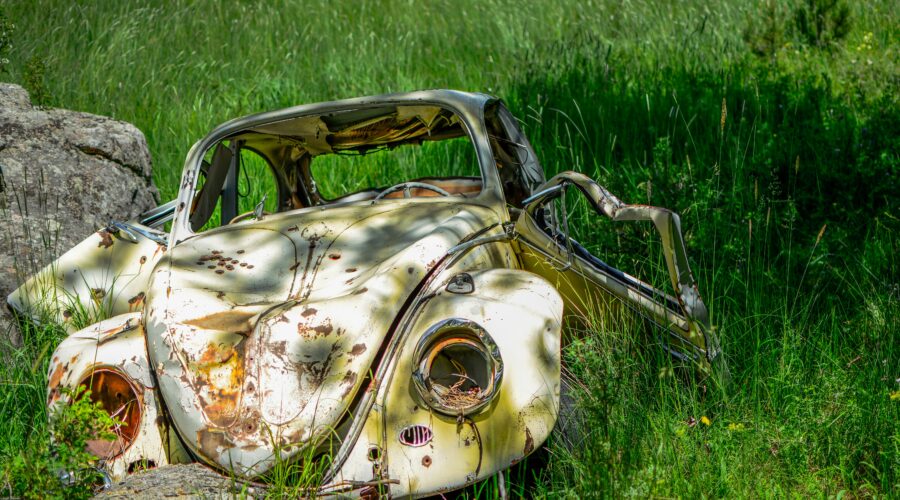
1;0;897;497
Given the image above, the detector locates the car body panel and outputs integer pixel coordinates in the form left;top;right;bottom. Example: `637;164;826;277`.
145;200;507;474
46;312;191;477
7;221;166;332
322;268;562;497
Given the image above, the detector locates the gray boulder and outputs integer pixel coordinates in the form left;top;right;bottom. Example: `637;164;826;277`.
95;463;265;499
0;83;159;346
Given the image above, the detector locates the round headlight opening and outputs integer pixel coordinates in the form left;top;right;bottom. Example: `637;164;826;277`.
77;367;142;458
413;319;502;416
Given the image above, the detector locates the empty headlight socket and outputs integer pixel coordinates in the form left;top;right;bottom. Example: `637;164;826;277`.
411;318;503;417
76;366;143;459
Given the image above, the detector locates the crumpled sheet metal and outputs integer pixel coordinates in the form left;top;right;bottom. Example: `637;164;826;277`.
522;171;724;373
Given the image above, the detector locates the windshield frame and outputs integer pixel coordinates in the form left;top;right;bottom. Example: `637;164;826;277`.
169;91;505;246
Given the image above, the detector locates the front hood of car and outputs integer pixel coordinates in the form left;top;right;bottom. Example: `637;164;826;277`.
144;200;498;474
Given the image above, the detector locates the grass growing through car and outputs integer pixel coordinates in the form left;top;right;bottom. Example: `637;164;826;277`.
1;0;897;497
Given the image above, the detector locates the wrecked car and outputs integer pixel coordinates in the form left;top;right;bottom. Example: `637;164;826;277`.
8;90;724;497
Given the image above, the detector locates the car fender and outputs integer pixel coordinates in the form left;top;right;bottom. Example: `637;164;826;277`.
324;268;563;498
47;312;190;480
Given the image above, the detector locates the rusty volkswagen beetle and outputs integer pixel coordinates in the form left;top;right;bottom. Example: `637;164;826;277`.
8;90;724;496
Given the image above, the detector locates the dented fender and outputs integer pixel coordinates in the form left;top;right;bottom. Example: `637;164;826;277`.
46;312;190;480
323;268;563;498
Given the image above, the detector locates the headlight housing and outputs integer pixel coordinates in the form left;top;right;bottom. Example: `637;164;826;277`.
412;318;503;416
77;367;142;458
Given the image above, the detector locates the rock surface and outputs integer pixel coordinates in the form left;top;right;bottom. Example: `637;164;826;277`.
95;464;265;499
0;83;159;346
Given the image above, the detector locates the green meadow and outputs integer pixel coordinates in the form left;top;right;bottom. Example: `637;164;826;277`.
1;0;898;497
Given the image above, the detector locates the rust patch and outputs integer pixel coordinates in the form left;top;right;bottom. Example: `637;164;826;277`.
239;419;257;435
62;309;72;319
97;230;114;248
197;428;235;457
139;255;147;264
184;309;258;332
215;269;225;274
301;308;317;318
352;287;368;295
91;288;106;301
328;253;341;260
298;319;334;338
346;267;357;273
198;343;236;365
193;342;244;427
407;266;414;274
101;322;129;337
48;363;65;390
199;394;235;425
349;343;366;356
340;371;358;397
128;292;145;310
237;249;245;254
524;427;534;455
422;455;432;467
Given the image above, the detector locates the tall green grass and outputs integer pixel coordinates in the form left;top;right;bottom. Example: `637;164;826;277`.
1;0;897;497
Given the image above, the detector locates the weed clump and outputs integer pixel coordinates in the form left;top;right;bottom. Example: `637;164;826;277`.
4;386;120;499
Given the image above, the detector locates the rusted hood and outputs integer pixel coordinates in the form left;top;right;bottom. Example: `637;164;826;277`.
144;200;498;475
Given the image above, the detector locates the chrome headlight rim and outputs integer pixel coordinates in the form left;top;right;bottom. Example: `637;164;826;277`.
411;318;503;416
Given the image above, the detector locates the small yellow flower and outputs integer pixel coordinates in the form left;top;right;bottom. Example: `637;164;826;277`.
890;390;900;401
727;422;746;432
700;416;711;426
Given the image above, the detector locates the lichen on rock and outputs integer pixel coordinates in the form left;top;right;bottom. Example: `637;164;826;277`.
0;82;159;347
